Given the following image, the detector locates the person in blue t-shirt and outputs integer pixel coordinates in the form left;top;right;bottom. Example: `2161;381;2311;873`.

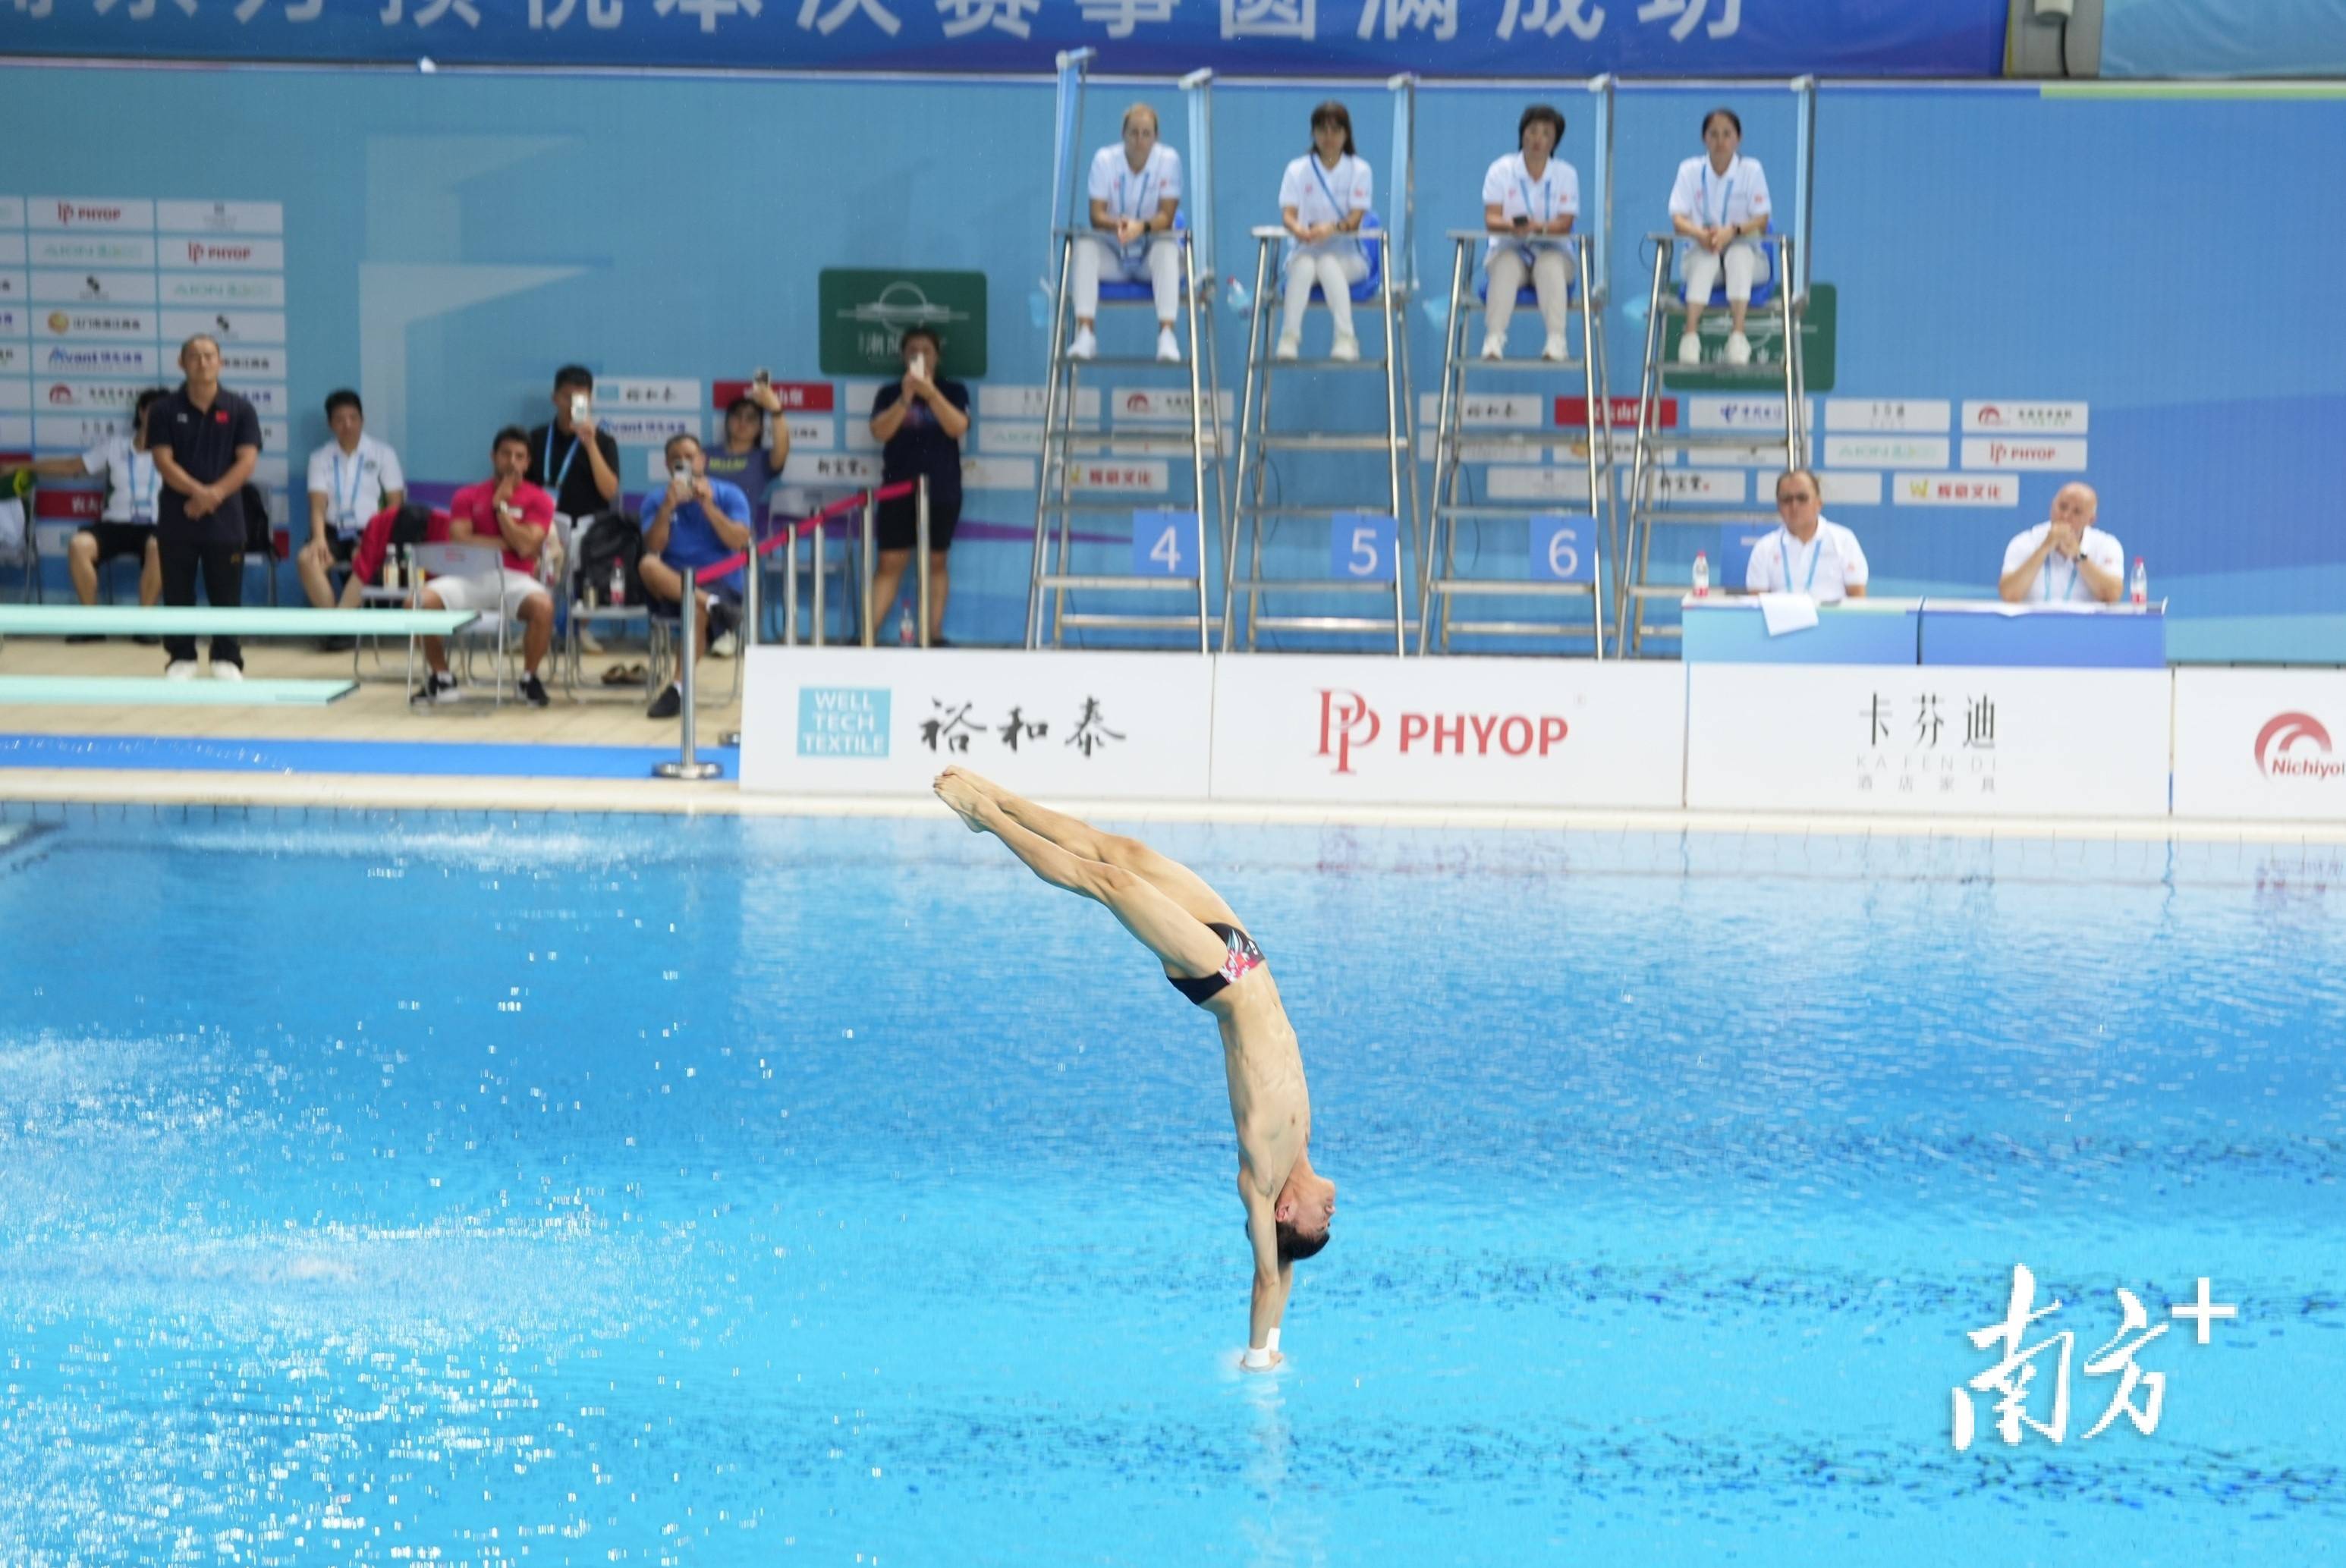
640;432;752;720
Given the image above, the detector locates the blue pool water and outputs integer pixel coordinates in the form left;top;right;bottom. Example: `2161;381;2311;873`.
1;809;2341;1566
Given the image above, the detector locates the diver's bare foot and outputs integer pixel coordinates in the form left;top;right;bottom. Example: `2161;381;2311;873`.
941;765;1005;803
933;770;993;833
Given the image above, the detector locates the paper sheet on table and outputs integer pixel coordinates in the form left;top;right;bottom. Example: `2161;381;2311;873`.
1758;592;1819;636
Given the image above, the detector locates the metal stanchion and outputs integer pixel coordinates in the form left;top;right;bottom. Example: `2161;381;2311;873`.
784;520;800;646
916;476;932;649
654;579;723;781
860;490;879;649
721;526;763;748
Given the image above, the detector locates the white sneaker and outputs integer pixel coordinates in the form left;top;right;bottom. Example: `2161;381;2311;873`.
1329;332;1360;363
709;630;738;659
1274;332;1300;362
1156;326;1181;363
1676;332;1702;365
212;661;244;683
165;660;199;681
1068;326;1097;362
1480;335;1505;362
1543;332;1569;362
1725;331;1753;366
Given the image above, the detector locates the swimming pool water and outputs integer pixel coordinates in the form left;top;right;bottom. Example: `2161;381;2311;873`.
1;809;2341;1566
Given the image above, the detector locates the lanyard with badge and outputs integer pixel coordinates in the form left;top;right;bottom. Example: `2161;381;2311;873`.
332;447;370;528
131;449;159;523
1778;529;1826;595
1702;159;1738;231
1309;155;1353;238
546;429;580;496
2043;536;2082;602
1119;159;1156;257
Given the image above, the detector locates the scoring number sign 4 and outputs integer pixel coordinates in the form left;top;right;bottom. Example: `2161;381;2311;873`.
1131;510;1200;579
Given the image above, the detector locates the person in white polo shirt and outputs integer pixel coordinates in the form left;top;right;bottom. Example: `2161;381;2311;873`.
300;388;407;642
1480;103;1580;363
1668;107;1773;366
1275;100;1376;362
1;386;168;642
1999;481;2122;604
1068;103;1184;366
1744;468;1868;601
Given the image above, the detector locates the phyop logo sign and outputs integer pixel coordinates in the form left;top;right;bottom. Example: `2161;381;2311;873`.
2254;712;2343;780
1316;689;1568;775
798;686;890;759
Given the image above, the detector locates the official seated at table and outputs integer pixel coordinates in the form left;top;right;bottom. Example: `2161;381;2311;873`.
1744;469;1866;602
1998;482;2122;605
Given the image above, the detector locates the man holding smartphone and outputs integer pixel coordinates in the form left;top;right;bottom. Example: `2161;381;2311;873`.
524;364;623;524
639;432;752;721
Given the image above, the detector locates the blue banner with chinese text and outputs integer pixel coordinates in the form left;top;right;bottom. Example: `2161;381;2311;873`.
0;1;2007;80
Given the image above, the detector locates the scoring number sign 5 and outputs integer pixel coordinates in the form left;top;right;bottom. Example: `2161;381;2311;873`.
1331;513;1398;580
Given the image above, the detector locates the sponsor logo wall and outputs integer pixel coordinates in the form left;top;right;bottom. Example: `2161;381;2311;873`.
2;195;288;521
1209;655;1686;809
744;649;1686;811
741;647;1213;801
1686;664;2171;819
2172;670;2346;822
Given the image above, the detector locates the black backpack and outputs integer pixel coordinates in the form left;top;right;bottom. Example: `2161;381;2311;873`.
575;511;644;603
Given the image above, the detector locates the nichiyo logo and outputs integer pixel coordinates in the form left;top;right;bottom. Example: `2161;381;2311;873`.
2254;712;2343;781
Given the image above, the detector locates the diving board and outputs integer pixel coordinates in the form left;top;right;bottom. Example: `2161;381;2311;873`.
0;607;478;637
0;676;360;706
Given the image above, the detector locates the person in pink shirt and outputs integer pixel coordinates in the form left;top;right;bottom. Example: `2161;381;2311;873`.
414;426;556;707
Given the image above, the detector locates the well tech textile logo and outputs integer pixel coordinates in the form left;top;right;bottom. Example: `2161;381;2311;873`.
1316;689;1569;775
2254;712;2343;780
798;687;889;759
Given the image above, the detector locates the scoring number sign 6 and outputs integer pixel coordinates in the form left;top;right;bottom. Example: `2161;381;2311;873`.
1531;515;1595;584
1331;513;1398;580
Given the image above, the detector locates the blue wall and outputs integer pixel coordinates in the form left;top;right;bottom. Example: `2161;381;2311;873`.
2;66;2340;660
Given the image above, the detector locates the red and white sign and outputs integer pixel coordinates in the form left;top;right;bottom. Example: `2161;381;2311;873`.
28;197;156;232
33;487;103;521
713;379;833;413
1962;400;2088;435
2173;670;2346;821
1687;664;2170;818
1210;655;1684;809
1892;472;2020;507
1117;386;1235;425
169;237;286;271
1960;437;2089;471
1558;394;1671;429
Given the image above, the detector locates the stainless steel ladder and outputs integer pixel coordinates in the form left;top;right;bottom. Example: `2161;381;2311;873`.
1419;230;1614;657
1614;231;1807;657
1024;226;1228;651
1223;225;1420;655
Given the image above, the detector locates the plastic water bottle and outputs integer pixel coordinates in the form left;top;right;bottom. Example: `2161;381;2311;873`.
609;558;627;608
898;608;916;646
2130;558;2147;607
1691;550;1710;599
